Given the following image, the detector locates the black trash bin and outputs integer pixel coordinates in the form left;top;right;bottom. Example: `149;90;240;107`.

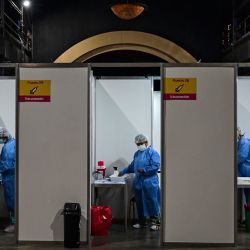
63;203;81;248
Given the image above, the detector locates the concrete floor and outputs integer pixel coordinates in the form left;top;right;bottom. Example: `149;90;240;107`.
1;226;250;250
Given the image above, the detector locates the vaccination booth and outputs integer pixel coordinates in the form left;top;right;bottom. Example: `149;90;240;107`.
10;63;237;246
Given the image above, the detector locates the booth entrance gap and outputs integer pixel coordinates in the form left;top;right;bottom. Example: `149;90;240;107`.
90;65;161;235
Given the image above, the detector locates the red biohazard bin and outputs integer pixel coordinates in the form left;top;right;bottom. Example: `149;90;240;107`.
91;205;112;236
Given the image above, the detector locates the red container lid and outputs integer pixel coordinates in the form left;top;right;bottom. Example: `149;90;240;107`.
98;161;104;166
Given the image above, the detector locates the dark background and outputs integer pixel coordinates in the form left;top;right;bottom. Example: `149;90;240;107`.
30;0;232;63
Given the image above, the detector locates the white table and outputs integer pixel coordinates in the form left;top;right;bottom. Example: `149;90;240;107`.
93;179;128;232
238;177;250;188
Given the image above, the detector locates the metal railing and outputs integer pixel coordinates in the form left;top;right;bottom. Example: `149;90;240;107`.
0;0;32;54
236;15;250;40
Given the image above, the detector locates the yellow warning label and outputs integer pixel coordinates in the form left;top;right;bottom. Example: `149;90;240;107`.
164;78;196;94
19;80;51;96
19;80;51;102
163;78;197;100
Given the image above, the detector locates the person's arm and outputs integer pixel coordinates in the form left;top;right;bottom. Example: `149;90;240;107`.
0;148;6;174
0;143;15;174
119;159;135;176
0;160;4;174
140;150;160;176
238;139;250;164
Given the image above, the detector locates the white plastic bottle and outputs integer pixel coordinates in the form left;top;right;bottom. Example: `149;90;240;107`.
113;166;119;177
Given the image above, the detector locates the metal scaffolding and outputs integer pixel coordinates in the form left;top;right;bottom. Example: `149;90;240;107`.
0;0;32;62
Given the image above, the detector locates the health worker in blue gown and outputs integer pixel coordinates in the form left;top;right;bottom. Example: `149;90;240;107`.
119;134;160;231
237;127;250;203
0;127;16;233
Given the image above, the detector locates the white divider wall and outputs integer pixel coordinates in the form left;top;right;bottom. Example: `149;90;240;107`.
96;79;152;170
152;91;161;154
18;67;89;242
237;77;250;138
0;79;16;136
162;66;235;244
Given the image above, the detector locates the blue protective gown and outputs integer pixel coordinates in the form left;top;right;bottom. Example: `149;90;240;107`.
238;136;250;203
120;146;160;218
238;137;250;177
0;138;16;214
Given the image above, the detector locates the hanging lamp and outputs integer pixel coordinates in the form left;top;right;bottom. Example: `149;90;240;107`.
110;1;147;20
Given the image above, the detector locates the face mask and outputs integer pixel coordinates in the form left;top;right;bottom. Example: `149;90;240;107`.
137;144;147;151
0;139;4;144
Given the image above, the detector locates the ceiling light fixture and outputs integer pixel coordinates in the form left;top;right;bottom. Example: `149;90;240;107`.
110;1;147;20
23;0;31;7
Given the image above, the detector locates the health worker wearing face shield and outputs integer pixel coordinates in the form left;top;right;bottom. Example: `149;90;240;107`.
119;134;160;231
0;127;16;233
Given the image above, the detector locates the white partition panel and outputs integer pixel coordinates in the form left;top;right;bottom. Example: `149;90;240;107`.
96;78;152;170
18;66;89;242
153;91;161;154
237;77;250;138
162;66;235;244
0;79;16;136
